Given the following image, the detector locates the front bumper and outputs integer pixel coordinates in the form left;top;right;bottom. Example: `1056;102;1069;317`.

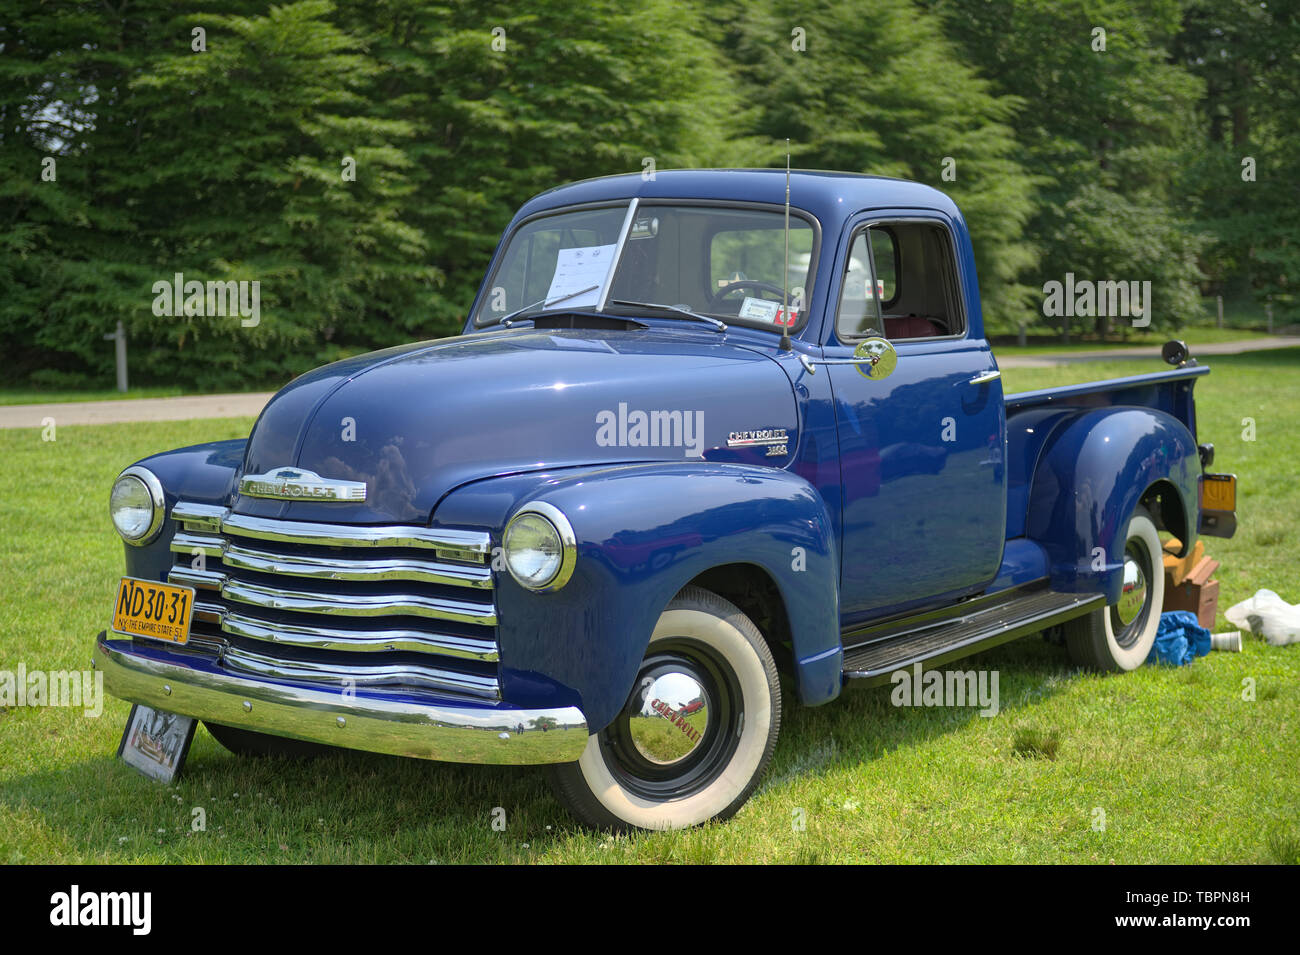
94;632;588;765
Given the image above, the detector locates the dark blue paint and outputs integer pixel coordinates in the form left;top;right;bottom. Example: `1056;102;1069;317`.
1025;407;1200;601
437;462;840;730
111;171;1217;738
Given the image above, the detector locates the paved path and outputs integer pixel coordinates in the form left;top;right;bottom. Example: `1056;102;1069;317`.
998;335;1299;367
0;392;272;429
1;336;1295;428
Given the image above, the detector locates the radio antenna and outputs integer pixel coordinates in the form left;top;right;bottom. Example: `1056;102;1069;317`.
779;140;793;352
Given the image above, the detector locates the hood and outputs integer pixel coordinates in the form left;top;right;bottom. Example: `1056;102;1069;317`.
240;327;798;524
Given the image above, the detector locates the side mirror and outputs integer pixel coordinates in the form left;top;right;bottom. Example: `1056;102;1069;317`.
1161;339;1195;367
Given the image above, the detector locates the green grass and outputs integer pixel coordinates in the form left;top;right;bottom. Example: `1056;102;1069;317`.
0;387;190;406
0;385;281;406
992;325;1278;356
2;351;1298;863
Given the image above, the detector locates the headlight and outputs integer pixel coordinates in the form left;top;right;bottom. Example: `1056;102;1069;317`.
110;466;165;545
502;502;576;592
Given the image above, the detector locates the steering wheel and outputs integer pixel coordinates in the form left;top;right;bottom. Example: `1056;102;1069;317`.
708;279;789;309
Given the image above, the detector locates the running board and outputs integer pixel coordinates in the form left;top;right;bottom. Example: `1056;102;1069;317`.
841;586;1104;685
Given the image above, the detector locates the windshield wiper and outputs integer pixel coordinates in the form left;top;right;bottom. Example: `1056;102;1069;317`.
487;284;600;328
609;300;727;333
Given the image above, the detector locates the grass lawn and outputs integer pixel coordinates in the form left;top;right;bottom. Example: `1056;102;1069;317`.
1;350;1297;864
0;387;193;406
992;325;1279;357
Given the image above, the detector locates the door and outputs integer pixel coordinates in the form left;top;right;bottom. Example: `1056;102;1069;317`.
826;214;1006;626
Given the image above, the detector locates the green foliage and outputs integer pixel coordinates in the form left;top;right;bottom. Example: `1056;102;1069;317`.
0;0;1296;386
708;0;1040;325
935;0;1208;333
1175;1;1300;319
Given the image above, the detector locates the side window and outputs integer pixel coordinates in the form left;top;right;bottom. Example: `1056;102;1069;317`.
870;227;898;305
835;231;883;338
836;220;964;342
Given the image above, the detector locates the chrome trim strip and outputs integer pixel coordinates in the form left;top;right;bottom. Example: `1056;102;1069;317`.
168;567;224;591
221;645;499;699
219;610;499;662
170;534;493;589
171;532;224;558
94;634;587;766
192;600;225;625
222;512;490;559
221;542;493;589
170;501;226;532
221;579;498;627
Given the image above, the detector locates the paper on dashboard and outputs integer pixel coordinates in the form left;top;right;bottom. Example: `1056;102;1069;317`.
545;244;617;309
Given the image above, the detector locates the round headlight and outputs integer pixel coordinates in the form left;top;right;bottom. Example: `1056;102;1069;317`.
110;466;165;545
502;502;576;592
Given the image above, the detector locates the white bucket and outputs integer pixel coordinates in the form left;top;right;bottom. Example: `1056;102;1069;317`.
1211;631;1242;652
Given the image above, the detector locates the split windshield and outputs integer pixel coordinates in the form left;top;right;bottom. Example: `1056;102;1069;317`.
473;202;817;331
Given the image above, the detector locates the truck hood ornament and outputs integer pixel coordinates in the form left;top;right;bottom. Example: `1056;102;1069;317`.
239;466;367;502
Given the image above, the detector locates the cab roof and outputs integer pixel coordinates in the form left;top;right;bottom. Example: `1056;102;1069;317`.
514;168;963;232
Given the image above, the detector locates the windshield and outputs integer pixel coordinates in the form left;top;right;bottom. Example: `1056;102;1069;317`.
473;202;817;330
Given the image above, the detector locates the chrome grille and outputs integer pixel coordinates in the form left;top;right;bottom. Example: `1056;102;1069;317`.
167;501;499;699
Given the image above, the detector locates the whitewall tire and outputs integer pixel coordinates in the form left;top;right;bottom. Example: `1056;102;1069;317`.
1065;506;1165;671
550;586;782;831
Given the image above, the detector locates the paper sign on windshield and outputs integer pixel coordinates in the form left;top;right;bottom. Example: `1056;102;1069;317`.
546;244;616;309
738;297;780;322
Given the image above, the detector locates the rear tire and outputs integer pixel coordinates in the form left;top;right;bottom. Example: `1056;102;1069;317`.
1065;506;1164;671
204;721;340;759
550;586;781;831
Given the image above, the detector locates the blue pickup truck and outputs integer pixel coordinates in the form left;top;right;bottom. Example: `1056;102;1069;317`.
97;170;1236;830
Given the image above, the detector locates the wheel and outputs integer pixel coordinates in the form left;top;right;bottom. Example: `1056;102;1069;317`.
1064;505;1164;671
204;721;340;759
549;586;782;831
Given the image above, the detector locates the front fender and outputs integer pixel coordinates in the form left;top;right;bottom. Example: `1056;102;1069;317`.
435;462;841;732
122;439;247;582
1026;407;1198;602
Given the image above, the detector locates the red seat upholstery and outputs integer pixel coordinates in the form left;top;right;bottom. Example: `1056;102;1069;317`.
884;315;944;339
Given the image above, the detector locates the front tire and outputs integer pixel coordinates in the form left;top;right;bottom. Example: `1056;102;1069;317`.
1065;505;1164;671
550;586;782;831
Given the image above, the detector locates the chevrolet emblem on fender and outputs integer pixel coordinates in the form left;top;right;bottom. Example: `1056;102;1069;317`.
238;466;367;502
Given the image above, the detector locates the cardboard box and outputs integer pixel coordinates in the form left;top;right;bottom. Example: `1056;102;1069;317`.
1163;573;1220;629
1162;538;1206;587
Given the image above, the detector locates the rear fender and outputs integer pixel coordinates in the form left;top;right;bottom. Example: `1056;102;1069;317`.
1025;408;1197;602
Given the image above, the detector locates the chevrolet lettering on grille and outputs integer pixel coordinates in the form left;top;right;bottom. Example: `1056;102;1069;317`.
238;466;367;502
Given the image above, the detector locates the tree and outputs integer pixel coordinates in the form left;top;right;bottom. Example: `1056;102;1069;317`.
935;0;1208;335
707;0;1040;329
1175;1;1300;319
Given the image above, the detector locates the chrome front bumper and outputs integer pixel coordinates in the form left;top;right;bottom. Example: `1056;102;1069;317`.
94;633;588;765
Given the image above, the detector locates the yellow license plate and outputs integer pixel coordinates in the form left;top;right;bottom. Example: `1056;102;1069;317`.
112;577;195;645
1201;473;1237;513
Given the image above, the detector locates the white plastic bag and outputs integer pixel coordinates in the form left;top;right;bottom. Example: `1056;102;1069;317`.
1224;589;1300;646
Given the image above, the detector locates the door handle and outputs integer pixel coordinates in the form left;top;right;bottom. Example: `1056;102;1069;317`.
969;369;1001;385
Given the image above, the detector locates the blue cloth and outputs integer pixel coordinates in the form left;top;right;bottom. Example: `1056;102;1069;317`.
1146;611;1213;666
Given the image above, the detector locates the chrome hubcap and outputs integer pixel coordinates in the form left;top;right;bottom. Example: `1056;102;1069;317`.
629;671;711;766
601;639;742;801
1116;549;1148;627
